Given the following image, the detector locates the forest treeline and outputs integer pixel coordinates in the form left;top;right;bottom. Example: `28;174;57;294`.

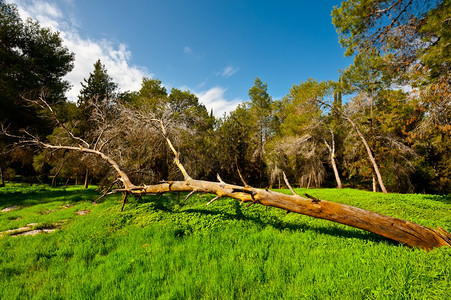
1;0;449;194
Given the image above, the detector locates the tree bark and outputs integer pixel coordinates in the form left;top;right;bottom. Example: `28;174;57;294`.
331;156;343;189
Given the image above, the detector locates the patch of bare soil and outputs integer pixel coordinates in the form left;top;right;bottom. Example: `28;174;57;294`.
0;223;61;237
0;204;91;238
1;205;19;213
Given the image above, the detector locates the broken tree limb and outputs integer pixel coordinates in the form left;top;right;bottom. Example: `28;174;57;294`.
283;172;297;196
182;190;197;205
206;195;221;206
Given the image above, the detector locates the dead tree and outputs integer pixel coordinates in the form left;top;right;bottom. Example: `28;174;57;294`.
3;96;451;251
317;99;388;193
323;127;343;189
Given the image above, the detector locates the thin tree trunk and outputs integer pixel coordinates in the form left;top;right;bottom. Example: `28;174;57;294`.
372;174;377;192
318;99;387;193
0;166;5;187
323;128;342;189
346;116;388;193
84;169;89;189
331;154;342;189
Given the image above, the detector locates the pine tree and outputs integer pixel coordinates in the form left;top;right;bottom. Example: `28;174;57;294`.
78;59;117;106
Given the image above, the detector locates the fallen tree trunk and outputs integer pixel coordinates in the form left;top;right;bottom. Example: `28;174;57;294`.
116;179;451;251
107;125;451;251
5;97;450;251
11;127;451;251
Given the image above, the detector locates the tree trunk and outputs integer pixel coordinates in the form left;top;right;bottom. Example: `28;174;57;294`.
372;174;377;192
323;128;342;189
331;154;343;189
346;116;388;193
84;169;89;189
0;166;5;187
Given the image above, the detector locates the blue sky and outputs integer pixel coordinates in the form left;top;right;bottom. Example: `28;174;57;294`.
9;0;352;116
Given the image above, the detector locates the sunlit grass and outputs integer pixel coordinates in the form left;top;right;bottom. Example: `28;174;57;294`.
0;184;450;299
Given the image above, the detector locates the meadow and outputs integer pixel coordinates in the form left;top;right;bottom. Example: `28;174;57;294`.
0;184;450;299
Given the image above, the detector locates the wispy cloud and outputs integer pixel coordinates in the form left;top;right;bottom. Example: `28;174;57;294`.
220;65;239;78
183;46;193;55
196;87;242;117
9;0;150;101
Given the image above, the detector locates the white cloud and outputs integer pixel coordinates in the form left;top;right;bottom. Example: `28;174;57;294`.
7;1;244;115
183;46;193;55
220;65;239;78
196;87;242;117
8;0;150;101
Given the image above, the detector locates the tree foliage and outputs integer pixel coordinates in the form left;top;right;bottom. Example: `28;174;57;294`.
0;0;74;183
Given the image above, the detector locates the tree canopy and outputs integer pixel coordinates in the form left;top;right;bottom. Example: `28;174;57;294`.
0;0;74;131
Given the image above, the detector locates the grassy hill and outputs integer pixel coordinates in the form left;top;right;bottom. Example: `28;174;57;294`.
0;184;450;299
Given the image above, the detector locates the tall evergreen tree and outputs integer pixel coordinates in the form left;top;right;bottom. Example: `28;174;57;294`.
75;60;117;187
78;59;117;106
248;77;273;186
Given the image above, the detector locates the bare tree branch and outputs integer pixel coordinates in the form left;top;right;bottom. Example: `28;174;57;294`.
283;172;298;196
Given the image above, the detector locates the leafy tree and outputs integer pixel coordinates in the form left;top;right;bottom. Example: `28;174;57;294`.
73;60;118;187
1;0;74;182
1;1;74;127
248;77;273;186
128;77;167;109
214;104;256;185
331;0;446;76
333;0;450;194
269;79;341;189
78;59;117;105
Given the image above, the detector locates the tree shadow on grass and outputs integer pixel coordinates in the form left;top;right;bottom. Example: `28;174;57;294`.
423;194;451;204
133;193;398;246
182;206;399;247
0;187;99;209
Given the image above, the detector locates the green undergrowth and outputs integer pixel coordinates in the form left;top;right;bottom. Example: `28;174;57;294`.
0;184;450;299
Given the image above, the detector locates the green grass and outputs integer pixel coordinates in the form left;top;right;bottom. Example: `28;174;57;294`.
0;184;450;299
